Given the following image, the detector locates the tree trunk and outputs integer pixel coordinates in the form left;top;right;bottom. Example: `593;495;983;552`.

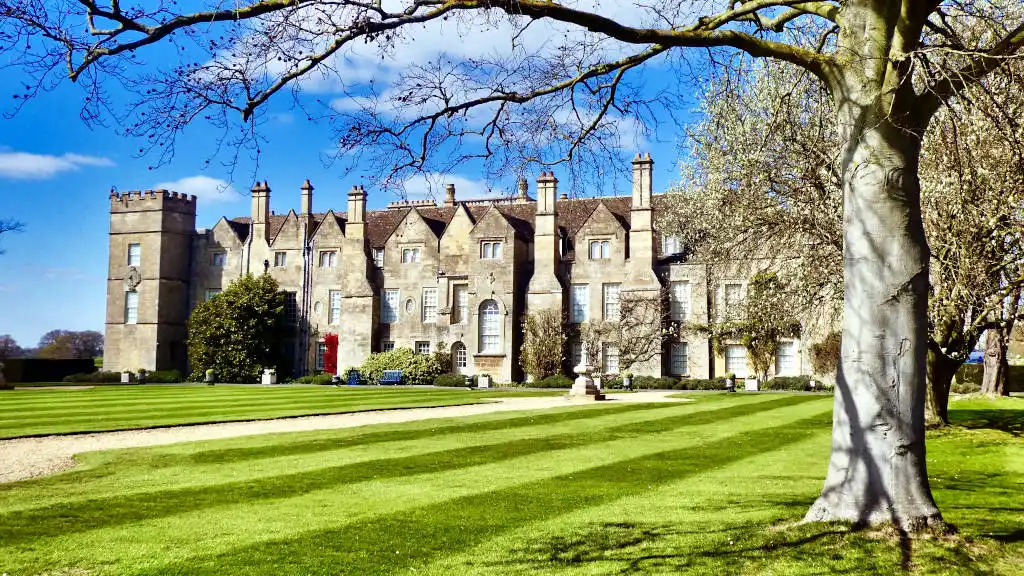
924;342;959;425
805;39;943;527
981;328;1010;396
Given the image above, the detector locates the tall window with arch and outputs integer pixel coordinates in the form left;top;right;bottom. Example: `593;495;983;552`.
479;300;500;353
452;342;468;373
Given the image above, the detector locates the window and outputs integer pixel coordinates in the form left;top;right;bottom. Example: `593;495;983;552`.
204;289;221;302
602;343;619;374
319;251;337;267
127;243;141;266
401;247;420;263
603;283;620;321
329;290;342;324
422;287;438;323
125;291;139;324
571;284;589;323
274;251;287;267
316;342;326;371
453;342;467;369
671;282;691;321
479;300;501;353
284;292;298;326
589;240;611;259
382;289;399;323
452;284;468;324
663;236;683;256
570;341;585;369
776;341;797;376
381;340;395;352
671;342;689;376
481;241;503;259
416;341;431;355
723;283;743;316
372;248;384;268
725;344;748;378
211;252;226;266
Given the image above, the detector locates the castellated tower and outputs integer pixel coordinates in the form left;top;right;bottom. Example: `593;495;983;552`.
104;190;197;373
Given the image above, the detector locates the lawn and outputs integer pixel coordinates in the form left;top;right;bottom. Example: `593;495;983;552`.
0;385;559;439
0;393;1020;575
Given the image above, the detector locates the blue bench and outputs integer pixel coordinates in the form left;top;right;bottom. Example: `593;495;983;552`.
380;370;402;385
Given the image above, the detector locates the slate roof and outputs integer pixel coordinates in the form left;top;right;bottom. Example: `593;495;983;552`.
222;194;672;252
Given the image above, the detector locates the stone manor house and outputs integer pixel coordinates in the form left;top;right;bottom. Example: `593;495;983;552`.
104;154;813;382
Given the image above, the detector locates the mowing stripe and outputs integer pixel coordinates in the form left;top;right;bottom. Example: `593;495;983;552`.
0;396;825;546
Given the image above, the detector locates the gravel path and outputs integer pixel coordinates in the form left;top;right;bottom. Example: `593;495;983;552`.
0;391;685;484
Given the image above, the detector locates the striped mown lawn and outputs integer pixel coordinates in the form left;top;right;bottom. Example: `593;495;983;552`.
0;385;558;438
0;393;1021;575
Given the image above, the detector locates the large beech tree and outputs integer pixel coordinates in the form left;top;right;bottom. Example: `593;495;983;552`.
6;0;1024;530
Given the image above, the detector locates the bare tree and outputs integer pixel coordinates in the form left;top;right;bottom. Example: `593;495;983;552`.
6;0;1024;530
0;335;22;360
0;219;24;255
578;287;673;375
519;308;566;380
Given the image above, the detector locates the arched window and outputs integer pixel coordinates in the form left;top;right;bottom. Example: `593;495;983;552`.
452;342;468;372
479;300;500;353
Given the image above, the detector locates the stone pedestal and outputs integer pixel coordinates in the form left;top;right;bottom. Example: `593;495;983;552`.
570;364;605;400
744;378;759;392
262;369;278;385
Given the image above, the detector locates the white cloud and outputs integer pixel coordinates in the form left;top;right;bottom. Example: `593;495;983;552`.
402;173;502;200
153;175;241;204
0;151;115;180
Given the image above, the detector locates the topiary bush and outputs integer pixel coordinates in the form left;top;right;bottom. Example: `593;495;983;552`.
532;374;573;388
434;373;470;387
359;347;443;386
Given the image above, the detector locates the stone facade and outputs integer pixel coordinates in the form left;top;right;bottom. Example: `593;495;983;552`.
104;154;821;382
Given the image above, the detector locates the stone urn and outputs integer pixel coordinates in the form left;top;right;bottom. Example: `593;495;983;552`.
571;363;605;400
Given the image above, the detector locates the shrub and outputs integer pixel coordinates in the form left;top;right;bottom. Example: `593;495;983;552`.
951;379;981;394
632;376;678;390
434;373;470;387
359;348;443;386
532;374;573;388
762;375;814;391
676;378;729;391
810;332;841;375
520;309;567;379
63;370;123;383
293;374;334;385
146;370;183;383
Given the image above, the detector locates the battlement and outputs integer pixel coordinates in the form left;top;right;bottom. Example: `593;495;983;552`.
110;189;198;214
386;198;438;209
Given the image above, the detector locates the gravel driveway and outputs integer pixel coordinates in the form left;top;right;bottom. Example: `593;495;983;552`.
0;391;685;484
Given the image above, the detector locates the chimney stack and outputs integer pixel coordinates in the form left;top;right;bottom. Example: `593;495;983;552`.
300;179;314;215
444;183;456;207
631;152;653;212
251;181;271;244
347;184;367;239
536;171;558;215
517;178;529;203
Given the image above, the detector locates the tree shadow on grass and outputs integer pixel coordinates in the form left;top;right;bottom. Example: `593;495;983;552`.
0;396;822;546
948;409;1024;436
133;412;833;576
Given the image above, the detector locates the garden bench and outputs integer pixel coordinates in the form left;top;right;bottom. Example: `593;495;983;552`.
380;370;402;385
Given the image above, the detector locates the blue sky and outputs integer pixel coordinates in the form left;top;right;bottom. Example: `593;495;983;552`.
0;29;692;348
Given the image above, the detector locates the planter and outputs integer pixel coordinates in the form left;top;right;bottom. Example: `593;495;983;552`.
261;368;278;385
478;375;491;389
622;376;633;389
121;372;133;384
205;371;215;385
136;372;147;384
744;377;759;392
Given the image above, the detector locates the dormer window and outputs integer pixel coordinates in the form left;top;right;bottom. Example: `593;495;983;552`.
319;251;337;267
401;247;420;264
589;240;611;259
481;241;503;259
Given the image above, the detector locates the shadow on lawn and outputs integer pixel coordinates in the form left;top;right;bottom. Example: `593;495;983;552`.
132;411;833;576
0;396;823;546
949;408;1024;436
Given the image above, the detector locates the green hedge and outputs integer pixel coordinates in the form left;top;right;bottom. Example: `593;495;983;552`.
956;364;1024;393
292;374;334;385
434;373;471;387
677;378;730;390
531;374;574;388
761;376;815;391
62;371;122;383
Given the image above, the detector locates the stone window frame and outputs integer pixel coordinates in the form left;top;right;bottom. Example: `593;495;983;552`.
478;299;501;353
663;235;684;256
570;284;589;324
328;290;342;324
415;341;431;355
401;246;422;264
480;240;503;260
588;238;612;260
315;342;327;371
724;344;748;378
602;343;619;374
210;251;227;267
318;250;338;268
670;341;689;376
670;281;692;322
602;283;620;321
125;290;139;324
380;340;395;352
127;242;141;266
452;284;469;324
372;248;384;268
453;342;468;368
382;289;399;324
421;287;438;323
273;251;287;267
204;288;221;302
775;340;799;376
